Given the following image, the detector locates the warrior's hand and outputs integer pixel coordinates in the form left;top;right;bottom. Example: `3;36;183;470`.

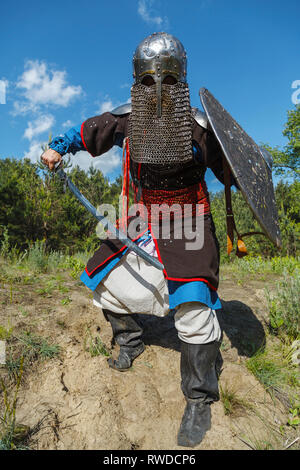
41;148;62;170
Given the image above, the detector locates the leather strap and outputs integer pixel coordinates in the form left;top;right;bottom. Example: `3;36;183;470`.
222;156;266;258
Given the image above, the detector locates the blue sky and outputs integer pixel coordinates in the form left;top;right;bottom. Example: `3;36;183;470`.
0;0;299;192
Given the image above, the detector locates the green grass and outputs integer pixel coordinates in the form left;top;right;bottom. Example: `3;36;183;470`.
288;403;300;428
5;355;23;379
56;320;67;329
61;296;72;306
18;307;29;317
220;384;252;416
246;342;300;409
35;279;70;299
0;324;13;340
0;357;30;450
0;239;90;282
237;410;300;451
221;255;300;279
84;328;110;358
5;331;60;379
16;331;60;361
238;433;277;450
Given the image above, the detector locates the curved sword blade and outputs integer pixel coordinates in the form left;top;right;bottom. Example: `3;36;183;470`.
55;165;164;271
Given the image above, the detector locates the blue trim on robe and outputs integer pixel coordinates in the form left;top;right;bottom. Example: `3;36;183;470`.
49;129;203;158
79;234;222;311
167;280;221;310
79;231;151;290
80;248;129;291
49;125;83;155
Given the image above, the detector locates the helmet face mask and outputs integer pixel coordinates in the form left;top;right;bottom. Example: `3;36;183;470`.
129;32;193;166
133;32;187;117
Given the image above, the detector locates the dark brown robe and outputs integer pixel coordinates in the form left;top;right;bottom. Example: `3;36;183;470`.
81;112;225;291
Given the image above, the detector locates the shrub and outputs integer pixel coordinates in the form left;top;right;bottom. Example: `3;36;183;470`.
266;270;300;341
25;240;48;273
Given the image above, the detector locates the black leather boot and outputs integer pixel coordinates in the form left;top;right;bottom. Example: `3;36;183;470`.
177;340;222;448
103;310;145;371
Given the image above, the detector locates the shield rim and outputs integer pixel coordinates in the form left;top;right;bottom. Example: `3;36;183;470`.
199;87;282;249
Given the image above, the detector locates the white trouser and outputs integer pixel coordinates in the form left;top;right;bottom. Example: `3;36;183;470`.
93;250;221;345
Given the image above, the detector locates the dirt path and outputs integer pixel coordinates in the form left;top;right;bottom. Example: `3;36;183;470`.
1;271;289;450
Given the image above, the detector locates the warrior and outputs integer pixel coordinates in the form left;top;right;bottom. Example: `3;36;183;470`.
41;32;281;448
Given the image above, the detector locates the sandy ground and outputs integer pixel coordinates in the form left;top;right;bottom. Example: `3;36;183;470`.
0;269;293;450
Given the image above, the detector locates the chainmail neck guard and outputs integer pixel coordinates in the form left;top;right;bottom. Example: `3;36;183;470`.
128;82;193;165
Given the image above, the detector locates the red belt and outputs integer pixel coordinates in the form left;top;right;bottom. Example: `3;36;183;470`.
121;137;210;225
134;182;210;221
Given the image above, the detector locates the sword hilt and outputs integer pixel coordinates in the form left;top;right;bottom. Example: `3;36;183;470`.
54;160;63;172
54;161;67;192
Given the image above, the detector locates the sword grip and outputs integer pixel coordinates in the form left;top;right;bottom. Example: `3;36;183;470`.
54;160;63;172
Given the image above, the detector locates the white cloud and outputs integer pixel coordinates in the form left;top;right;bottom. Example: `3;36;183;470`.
62;119;74;129
23;140;47;163
138;0;163;26
0;79;8;104
23;114;55;141
95;94;129;114
23;142;121;178
0;78;9;87
120;83;131;89
98;99;115;114
13;60;82;115
95;91;131;115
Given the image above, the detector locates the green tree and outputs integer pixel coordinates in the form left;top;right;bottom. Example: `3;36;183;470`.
264;105;300;180
0;157;125;254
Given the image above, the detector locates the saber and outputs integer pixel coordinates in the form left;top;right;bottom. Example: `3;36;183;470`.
53;162;164;271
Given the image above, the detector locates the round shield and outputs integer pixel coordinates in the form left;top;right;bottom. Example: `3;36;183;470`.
200;88;281;248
